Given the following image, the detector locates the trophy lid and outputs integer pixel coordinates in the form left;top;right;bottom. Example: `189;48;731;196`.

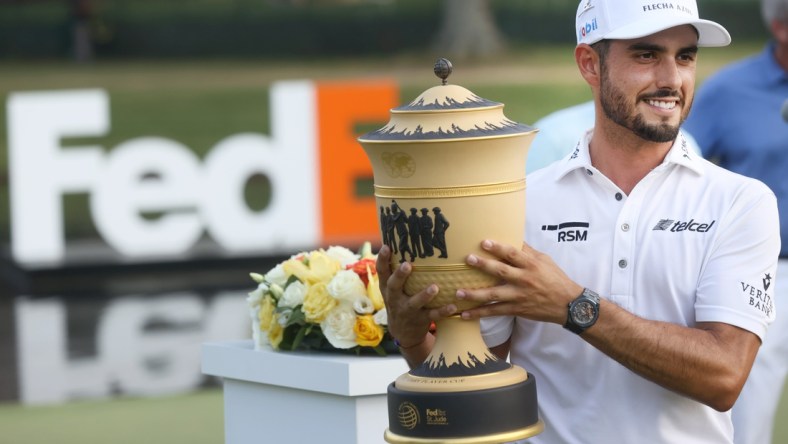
358;58;535;143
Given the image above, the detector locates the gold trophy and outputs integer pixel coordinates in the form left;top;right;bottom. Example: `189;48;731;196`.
358;59;543;443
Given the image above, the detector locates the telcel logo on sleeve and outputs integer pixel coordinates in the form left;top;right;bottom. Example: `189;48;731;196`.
7;81;397;265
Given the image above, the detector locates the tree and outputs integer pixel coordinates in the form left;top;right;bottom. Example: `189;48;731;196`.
432;0;506;59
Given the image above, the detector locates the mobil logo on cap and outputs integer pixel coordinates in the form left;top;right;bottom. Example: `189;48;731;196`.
578;17;599;40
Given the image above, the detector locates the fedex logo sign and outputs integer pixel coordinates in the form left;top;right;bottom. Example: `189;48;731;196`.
7;81;396;264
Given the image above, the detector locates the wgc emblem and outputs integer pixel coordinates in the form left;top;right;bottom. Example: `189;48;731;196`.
398;402;420;430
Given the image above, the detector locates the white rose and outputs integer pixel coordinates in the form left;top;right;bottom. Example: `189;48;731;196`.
327;269;367;303
373;308;388;326
280;281;307;308
324;246;360;267
320;303;357;349
246;282;269;306
264;263;289;288
353;295;375;314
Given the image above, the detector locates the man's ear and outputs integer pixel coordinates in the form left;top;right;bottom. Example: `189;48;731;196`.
575;44;601;87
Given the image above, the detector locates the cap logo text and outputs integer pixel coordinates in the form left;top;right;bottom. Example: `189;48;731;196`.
578;18;599;41
643;3;693;15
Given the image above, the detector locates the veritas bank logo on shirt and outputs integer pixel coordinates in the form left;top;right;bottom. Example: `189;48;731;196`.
740;273;774;317
541;221;589;242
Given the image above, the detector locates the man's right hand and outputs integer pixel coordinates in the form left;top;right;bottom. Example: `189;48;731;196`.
376;245;455;366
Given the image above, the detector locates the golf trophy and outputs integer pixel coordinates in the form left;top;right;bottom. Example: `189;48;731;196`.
358;59;543;443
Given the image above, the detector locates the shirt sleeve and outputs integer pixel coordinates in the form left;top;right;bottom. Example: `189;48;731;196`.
695;180;781;341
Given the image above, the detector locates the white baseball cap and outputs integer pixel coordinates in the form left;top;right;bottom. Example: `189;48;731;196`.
575;0;731;47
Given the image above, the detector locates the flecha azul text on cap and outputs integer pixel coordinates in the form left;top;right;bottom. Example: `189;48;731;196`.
643;3;694;14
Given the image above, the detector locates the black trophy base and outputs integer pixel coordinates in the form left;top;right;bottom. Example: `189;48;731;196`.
384;374;541;443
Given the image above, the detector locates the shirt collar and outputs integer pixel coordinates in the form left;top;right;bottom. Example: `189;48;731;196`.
552;129;704;181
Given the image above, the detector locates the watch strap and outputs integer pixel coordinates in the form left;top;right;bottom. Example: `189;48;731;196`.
563;315;585;334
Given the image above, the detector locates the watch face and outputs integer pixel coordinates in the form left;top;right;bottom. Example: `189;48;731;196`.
571;301;596;326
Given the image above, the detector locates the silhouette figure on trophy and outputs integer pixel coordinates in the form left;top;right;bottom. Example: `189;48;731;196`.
408;208;425;259
432;207;450;258
391;200;415;263
380;206;390;247
384;206;397;254
419;208;435;258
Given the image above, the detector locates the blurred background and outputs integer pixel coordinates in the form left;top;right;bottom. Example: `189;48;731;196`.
0;0;784;443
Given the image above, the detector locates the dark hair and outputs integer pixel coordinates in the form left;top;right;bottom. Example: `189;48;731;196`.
591;39;611;66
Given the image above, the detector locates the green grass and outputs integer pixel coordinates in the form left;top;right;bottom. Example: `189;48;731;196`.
0;389;224;444
0;383;785;444
779;387;788;443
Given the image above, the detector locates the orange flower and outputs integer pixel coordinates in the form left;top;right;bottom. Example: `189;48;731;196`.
347;258;377;286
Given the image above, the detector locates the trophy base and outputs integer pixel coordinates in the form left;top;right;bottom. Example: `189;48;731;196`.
384;373;541;443
383;421;544;444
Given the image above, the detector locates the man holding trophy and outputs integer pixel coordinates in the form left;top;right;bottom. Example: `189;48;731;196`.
377;0;781;442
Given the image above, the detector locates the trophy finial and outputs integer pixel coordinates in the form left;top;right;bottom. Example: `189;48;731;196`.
434;58;453;85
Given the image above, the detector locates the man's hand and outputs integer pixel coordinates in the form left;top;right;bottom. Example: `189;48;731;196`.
376;245;453;348
455;240;583;325
454;241;760;411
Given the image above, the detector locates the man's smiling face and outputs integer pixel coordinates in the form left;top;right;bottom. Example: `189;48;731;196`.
598;25;699;143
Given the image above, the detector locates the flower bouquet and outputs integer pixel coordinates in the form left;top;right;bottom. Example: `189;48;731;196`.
246;242;396;355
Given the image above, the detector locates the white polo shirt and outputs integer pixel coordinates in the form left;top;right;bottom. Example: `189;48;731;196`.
481;130;780;444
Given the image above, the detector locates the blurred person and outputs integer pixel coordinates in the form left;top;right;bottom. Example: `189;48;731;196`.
683;1;788;443
526;101;595;174
377;1;782;443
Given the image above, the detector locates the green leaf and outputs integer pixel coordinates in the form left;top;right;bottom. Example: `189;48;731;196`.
372;345;387;357
284;274;301;289
287;306;306;326
292;324;308;350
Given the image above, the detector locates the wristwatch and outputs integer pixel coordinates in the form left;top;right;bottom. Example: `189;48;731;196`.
564;288;601;334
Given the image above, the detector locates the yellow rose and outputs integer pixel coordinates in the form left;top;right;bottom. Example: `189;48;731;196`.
308;251;341;283
366;266;385;311
282;258;312;283
281;251;341;285
268;321;284;349
258;296;276;332
354;315;384;347
303;282;338;323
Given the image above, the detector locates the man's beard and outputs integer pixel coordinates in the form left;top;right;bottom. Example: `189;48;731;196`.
599;68;689;143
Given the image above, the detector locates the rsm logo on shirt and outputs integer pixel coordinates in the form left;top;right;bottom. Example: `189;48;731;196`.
541;222;589;242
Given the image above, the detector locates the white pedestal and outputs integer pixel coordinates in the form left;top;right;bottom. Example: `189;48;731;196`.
201;340;409;444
